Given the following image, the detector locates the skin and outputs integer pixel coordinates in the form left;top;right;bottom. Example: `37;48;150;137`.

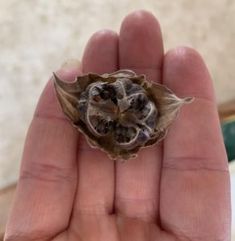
4;10;231;241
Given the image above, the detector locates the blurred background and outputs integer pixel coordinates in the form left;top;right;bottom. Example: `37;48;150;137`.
0;0;235;239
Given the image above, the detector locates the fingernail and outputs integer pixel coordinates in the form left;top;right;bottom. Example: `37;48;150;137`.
61;58;81;70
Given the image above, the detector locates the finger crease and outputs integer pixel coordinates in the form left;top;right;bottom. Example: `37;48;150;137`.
20;163;76;183
163;157;228;172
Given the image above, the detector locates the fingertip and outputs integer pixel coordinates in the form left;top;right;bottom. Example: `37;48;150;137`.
165;46;206;72
89;29;118;42
164;46;215;101
119;10;164;81
120;9;161;33
55;65;81;82
82;29;118;74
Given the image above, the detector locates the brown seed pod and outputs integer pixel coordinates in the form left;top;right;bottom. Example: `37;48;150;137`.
53;69;193;160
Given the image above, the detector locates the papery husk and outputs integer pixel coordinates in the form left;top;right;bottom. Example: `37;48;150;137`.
53;69;193;160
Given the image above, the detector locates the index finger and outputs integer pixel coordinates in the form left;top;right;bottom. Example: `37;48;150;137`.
160;47;231;240
5;63;82;240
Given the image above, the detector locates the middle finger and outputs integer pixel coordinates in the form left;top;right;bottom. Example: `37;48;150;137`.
115;10;164;222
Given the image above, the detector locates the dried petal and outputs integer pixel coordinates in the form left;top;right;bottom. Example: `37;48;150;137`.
54;69;193;160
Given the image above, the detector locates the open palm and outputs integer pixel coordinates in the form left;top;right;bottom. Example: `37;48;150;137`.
5;10;231;241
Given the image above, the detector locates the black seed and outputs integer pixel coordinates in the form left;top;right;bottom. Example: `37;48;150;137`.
121;127;128;135
118;134;125;143
111;97;118;105
114;125;137;143
145;115;156;128
109;120;117;130
116;91;123;99
100;84;117;100
115;125;121;135
78;103;86;113
100;90;109;100
107;120;115;130
130;99;134;107
104;122;109;132
96;119;109;134
138;130;148;142
137;95;148;111
93;95;101;102
106;85;116;96
129;95;146;111
115;124;125;142
127;84;142;95
125;82;132;91
129;98;138;111
125;81;143;95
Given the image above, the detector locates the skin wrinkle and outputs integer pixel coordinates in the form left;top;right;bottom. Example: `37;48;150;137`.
162;164;229;173
5;211;72;241
73;208;113;216
174;231;227;241
115;185;158;221
63;150;80;237
162;157;229;172
161;218;228;241
160;222;192;241
5;227;56;241
20;162;76;183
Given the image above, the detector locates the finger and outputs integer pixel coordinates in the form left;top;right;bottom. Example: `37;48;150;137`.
72;30;118;219
5;62;82;240
160;47;231;240
115;10;164;222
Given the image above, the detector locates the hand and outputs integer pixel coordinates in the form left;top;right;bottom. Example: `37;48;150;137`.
4;10;231;241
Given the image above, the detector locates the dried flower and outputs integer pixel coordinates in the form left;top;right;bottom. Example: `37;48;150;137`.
53;69;193;160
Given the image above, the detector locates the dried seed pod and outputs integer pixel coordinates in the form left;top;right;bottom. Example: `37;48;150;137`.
54;69;193;160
